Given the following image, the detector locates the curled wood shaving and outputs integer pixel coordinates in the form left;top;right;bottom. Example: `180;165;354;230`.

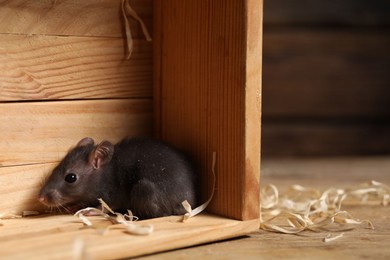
77;213;93;227
260;180;387;237
98;198;115;214
121;0;152;59
74;199;152;236
182;152;217;222
346;180;390;206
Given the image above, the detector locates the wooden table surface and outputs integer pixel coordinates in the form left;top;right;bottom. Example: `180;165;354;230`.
136;156;390;260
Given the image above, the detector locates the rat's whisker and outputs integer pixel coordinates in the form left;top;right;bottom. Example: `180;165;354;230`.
57;202;67;214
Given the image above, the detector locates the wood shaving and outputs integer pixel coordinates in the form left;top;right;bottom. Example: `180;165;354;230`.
0;211;22;219
74;199;153;236
98;198;115;214
125;223;154;235
77;213;93;227
323;233;344;243
181;152;217;222
0;210;39;227
260;180;387;237
22;211;40;217
121;0;152;59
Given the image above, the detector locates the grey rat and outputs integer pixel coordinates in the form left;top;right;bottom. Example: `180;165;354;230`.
38;137;198;219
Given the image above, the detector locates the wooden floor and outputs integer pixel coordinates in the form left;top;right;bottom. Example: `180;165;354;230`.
1;157;389;259
136;156;390;260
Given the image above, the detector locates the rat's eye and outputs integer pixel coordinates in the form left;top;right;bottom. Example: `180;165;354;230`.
65;173;77;183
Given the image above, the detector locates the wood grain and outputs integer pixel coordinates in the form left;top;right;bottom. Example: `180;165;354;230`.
263;29;390;118
243;0;263;220
0;99;152;167
156;0;262;220
0;34;152;101
0;214;259;259
0;163;54;213
264;0;390;26
0;0;153;38
140;205;390;260
136;157;390;260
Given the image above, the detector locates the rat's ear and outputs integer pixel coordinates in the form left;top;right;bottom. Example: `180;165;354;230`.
89;141;114;169
77;137;95;147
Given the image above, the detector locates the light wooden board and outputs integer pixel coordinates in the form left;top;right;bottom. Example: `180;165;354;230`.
155;0;262;221
0;99;152;167
261;156;390;188
135;157;390;260
243;0;263;220
0;214;260;259
0;163;54;213
0;35;152;101
0;0;153;38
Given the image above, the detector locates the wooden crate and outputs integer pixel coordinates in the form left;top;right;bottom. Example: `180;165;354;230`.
0;0;262;258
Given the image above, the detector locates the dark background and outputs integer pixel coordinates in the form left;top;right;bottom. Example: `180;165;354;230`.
261;0;390;157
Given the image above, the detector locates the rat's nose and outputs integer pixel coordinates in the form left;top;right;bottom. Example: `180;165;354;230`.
38;189;59;206
38;195;48;204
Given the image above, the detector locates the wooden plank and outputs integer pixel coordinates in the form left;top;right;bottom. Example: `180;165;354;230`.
0;99;152;167
264;0;390;26
0;214;259;259
0;163;54;213
135;157;390;259
243;0;262;220
0;35;152;101
263;29;390;118
0;0;153;38
262;121;390;157
139;206;390;260
262;156;390;188
156;0;262;220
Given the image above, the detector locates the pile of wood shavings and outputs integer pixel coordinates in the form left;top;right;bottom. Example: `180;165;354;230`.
260;180;390;241
74;198;153;236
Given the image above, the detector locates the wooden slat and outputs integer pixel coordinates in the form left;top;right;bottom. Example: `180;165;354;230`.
0;0;153;38
264;0;390;26
243;0;263;220
0;99;152;167
263;29;390;118
0;35;152;101
262;121;390;157
0;214;259;259
0;163;54;213
156;0;262;220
